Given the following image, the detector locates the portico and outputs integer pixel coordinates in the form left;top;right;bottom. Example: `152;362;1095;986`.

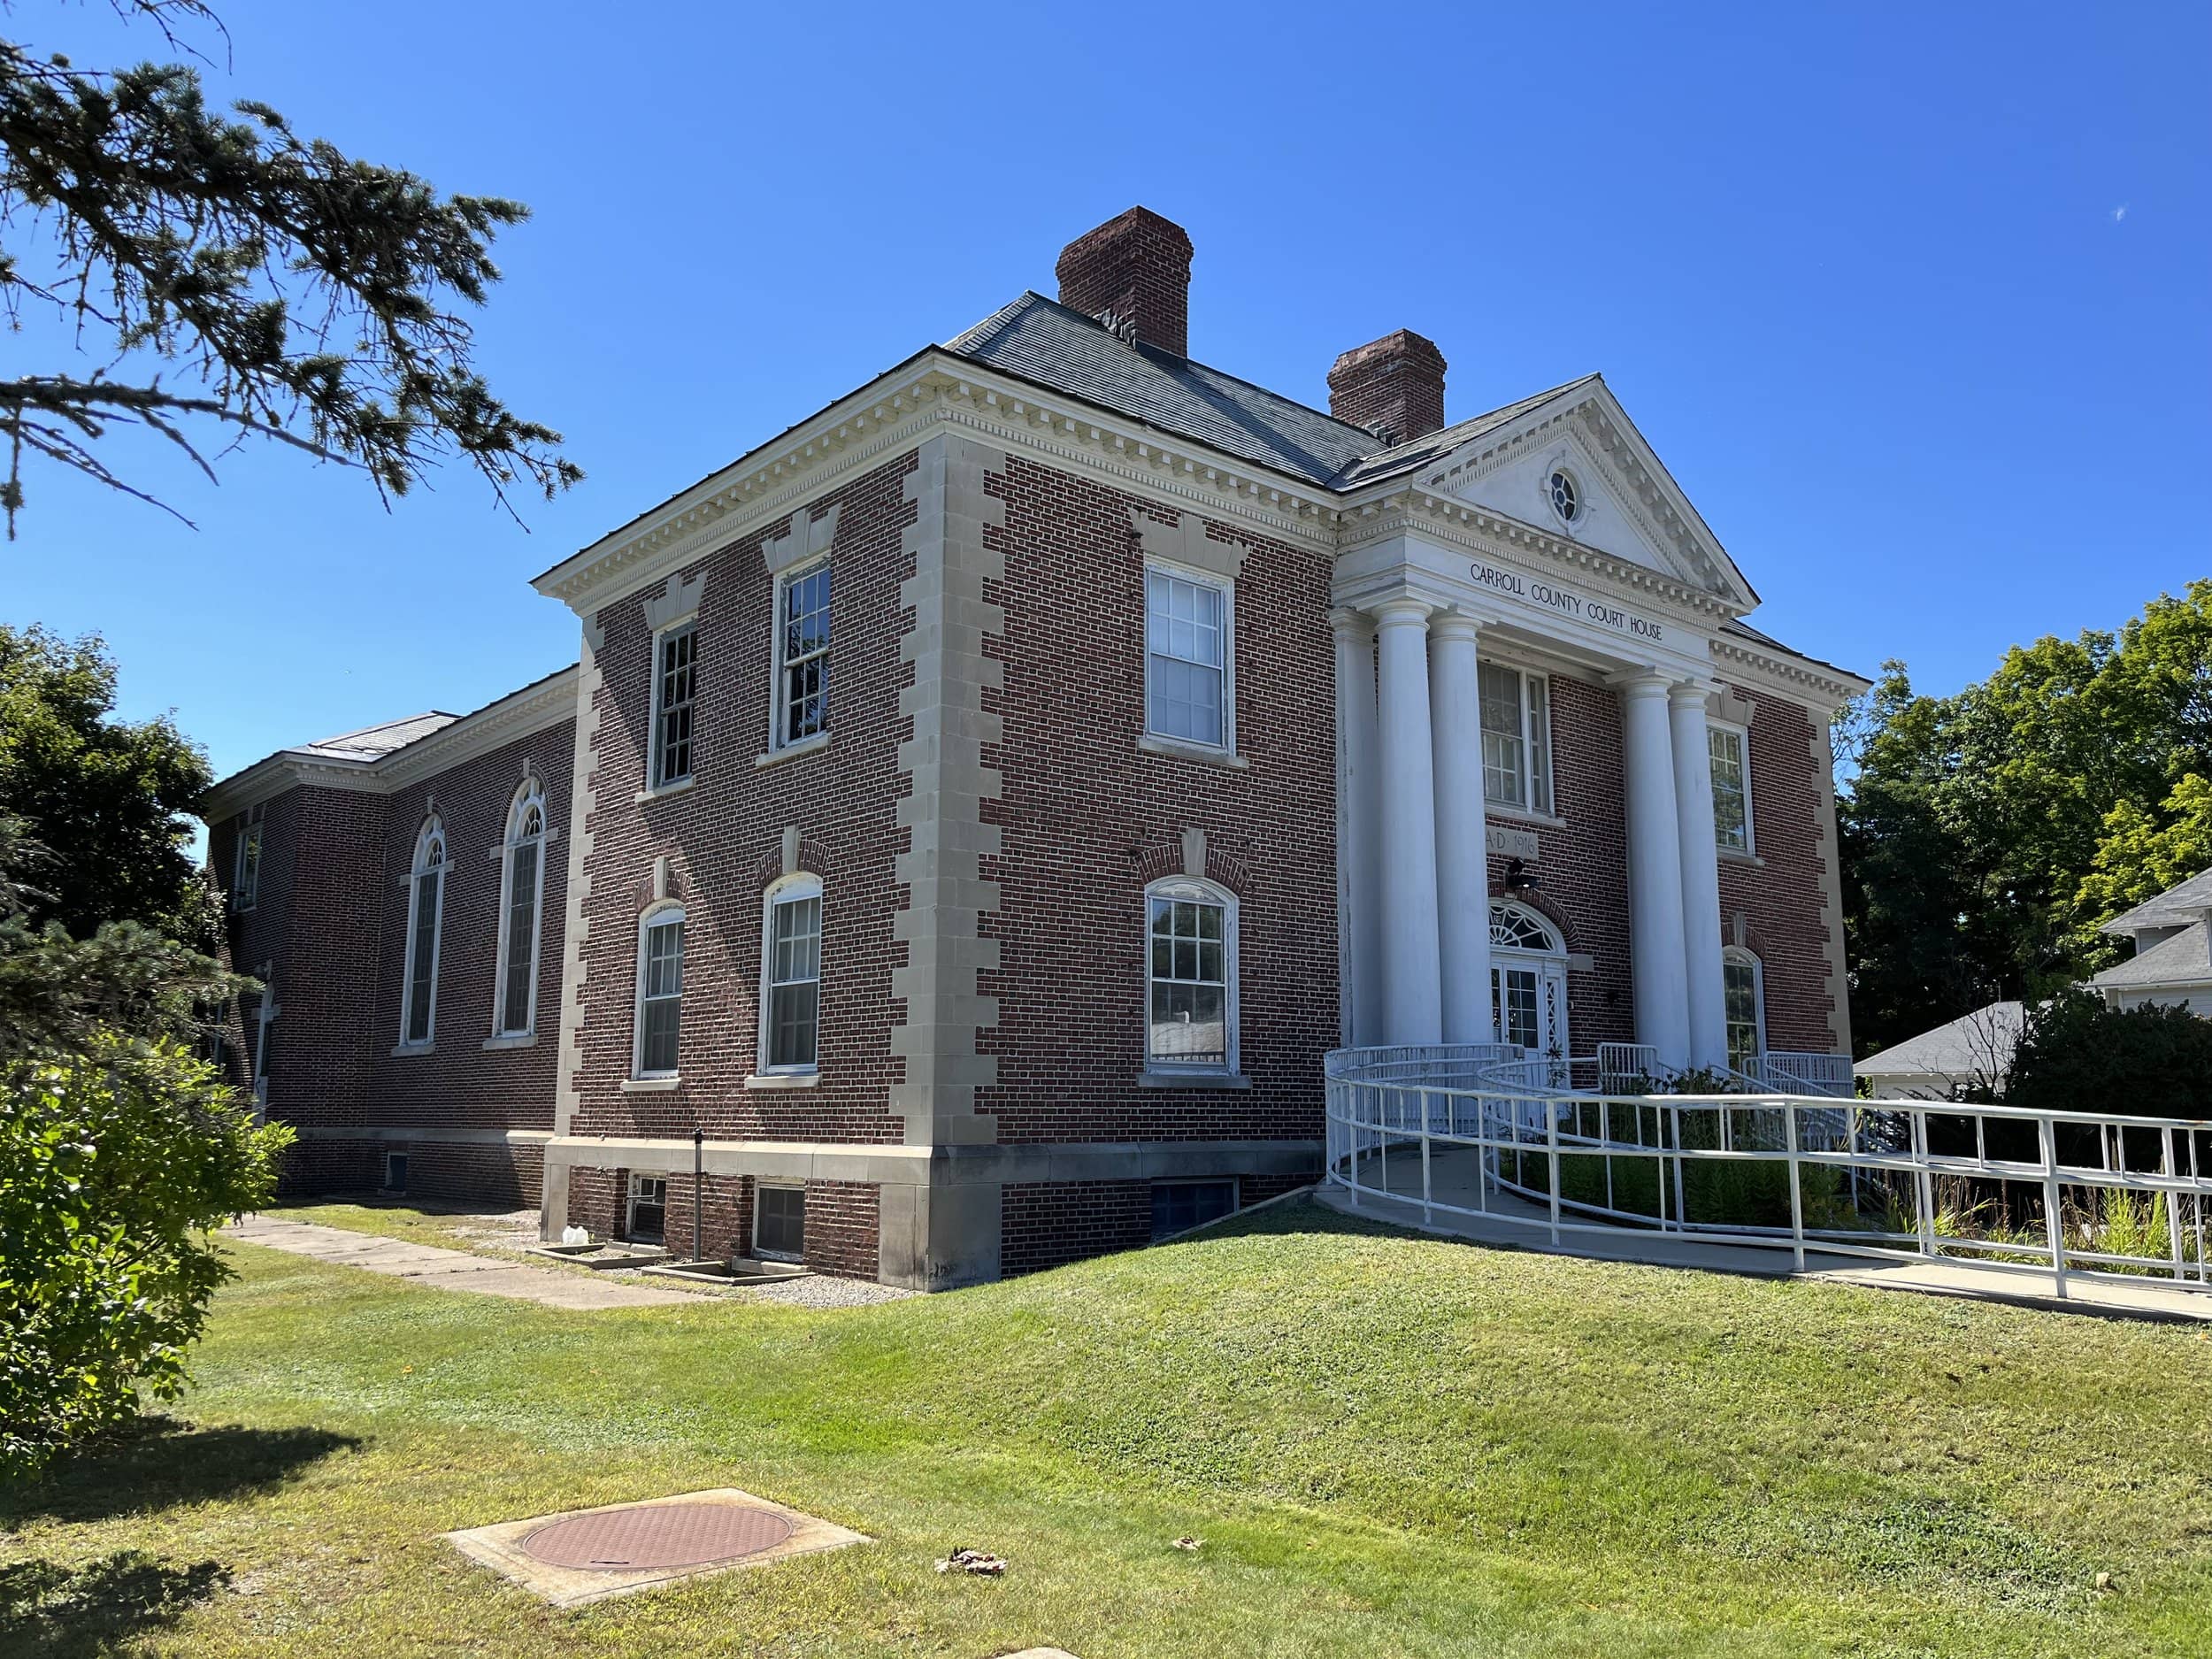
1333;523;1735;1072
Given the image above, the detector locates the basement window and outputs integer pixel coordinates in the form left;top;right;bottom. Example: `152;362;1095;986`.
626;1175;668;1243
1151;1180;1237;1241
756;1184;805;1261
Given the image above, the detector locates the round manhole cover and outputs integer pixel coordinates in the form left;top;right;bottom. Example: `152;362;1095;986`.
521;1503;794;1571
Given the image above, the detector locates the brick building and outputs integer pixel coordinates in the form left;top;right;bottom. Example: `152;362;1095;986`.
202;208;1867;1288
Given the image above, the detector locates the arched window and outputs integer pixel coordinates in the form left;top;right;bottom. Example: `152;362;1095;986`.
401;817;446;1047
1723;947;1766;1073
759;873;823;1073
633;902;686;1079
1144;877;1238;1075
494;780;548;1037
1489;900;1567;1057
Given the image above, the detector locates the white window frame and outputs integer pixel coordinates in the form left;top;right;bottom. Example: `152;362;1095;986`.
399;816;446;1048
757;872;824;1076
648;618;699;790
1489;899;1569;1059
232;804;264;912
1142;559;1236;756
1722;947;1767;1072
1142;875;1240;1077
1709;719;1754;854
768;559;832;752
1479;661;1554;817
492;780;549;1037
632;901;687;1079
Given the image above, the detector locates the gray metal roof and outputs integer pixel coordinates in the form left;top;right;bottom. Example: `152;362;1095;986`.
295;712;457;763
2092;919;2212;988
1853;1000;2025;1083
2101;867;2212;937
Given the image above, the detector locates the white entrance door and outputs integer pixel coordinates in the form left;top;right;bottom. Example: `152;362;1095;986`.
1489;902;1569;1059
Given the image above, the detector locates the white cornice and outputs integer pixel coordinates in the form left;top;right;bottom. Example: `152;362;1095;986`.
1340;486;1737;626
534;355;1358;618
1709;633;1869;710
198;667;580;823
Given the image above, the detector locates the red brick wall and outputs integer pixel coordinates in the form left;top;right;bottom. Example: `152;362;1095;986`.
569;452;917;1147
1487;672;1638;1055
802;1179;879;1279
1002;1179;1152;1274
1054;207;1194;357
1717;687;1845;1053
976;455;1340;1145
367;721;573;1143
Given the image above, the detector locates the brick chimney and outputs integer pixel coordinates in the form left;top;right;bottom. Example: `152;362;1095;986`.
1327;330;1448;444
1056;207;1195;358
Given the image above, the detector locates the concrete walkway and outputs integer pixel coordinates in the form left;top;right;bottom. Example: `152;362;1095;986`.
1317;1158;2212;1325
227;1215;707;1310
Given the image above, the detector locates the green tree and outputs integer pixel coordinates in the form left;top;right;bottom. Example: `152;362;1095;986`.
0;623;218;949
1839;582;2212;1056
0;818;289;1478
0;1;580;531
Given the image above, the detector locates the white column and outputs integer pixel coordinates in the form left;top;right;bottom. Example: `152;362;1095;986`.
1428;612;1493;1044
1332;608;1384;1047
1618;673;1691;1068
1374;599;1443;1045
1671;682;1729;1072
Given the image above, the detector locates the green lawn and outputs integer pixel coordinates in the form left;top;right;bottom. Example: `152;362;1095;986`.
5;1199;2211;1658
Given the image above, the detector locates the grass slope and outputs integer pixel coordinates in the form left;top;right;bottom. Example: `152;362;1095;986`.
4;1199;2210;1657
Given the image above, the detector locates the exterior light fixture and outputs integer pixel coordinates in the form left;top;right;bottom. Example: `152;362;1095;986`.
1502;856;1540;894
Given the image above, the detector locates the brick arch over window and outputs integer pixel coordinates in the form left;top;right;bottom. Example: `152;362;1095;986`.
1726;909;1779;963
1132;832;1249;896
750;834;836;893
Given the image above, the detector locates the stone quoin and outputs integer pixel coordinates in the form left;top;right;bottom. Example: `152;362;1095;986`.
200;207;1869;1289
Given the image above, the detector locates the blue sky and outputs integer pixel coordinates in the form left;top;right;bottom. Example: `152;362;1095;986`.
8;0;2208;785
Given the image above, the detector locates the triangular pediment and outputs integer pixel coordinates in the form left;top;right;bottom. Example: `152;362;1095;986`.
1410;380;1755;608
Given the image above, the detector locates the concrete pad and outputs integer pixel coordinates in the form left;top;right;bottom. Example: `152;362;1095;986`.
226;1216;706;1310
443;1486;869;1608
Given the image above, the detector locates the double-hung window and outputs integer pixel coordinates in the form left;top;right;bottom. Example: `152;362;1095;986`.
495;782;547;1036
773;564;831;747
401;818;446;1046
761;877;822;1072
634;906;686;1077
1144;565;1231;750
232;804;264;911
649;621;698;787
1709;723;1752;853
1479;663;1553;815
1144;879;1237;1073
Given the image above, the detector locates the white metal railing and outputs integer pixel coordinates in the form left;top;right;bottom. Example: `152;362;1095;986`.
1757;1050;1855;1098
1324;1044;2212;1300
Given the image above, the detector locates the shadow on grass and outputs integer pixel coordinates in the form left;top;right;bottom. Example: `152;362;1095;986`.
0;1416;363;1525
0;1551;229;1659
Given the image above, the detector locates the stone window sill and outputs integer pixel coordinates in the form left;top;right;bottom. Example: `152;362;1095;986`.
621;1076;680;1093
634;775;697;806
1486;804;1567;831
746;1071;820;1090
482;1033;537;1050
1138;1071;1251;1091
755;730;831;769
1718;847;1764;868
1138;733;1249;771
391;1041;434;1057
